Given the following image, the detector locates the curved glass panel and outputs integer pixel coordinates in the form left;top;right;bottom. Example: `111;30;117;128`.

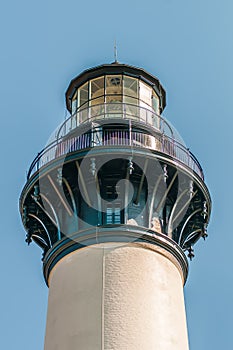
78;82;89;109
152;91;159;115
90;77;104;101
123;76;138;99
106;95;123;103
71;91;77;114
90;96;104;107
79;102;89;123
139;81;152;107
106;75;122;95
72;74;160;116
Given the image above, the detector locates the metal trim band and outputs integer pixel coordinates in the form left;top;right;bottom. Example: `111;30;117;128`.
43;225;189;286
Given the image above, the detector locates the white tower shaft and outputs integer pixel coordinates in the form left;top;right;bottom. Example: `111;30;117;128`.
44;242;189;350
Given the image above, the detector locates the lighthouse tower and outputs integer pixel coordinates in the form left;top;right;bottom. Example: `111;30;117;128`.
20;62;211;350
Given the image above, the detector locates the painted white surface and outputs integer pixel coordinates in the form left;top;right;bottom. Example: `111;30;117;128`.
44;242;189;350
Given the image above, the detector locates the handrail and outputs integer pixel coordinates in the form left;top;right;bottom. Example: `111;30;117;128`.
53;103;182;143
26;129;204;180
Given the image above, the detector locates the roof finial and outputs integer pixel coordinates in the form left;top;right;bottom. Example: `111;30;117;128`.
114;39;118;63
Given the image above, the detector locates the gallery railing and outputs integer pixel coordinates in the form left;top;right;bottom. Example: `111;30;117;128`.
27;129;204;180
54;103;182;142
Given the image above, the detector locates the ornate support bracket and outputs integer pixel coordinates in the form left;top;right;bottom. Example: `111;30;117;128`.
163;164;168;183
90;158;96;176
128;157;134;175
187;246;195;260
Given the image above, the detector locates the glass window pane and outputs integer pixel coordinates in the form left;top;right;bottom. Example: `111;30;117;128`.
79;102;89;123
106;95;123;103
124;103;139;119
139;81;152;106
90;77;104;100
90;96;104;107
123;76;138;99
71;91;77;114
90;97;105;118
124;95;138;105
140;101;149;110
106;205;121;224
105;101;123;118
114;207;121;224
106;75;122;95
106;207;113;224
78;82;89;108
152;91;160;114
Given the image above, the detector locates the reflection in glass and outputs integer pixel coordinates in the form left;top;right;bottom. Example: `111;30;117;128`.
78;82;89;109
152;91;159;115
71;75;162;131
90;77;104;101
71;92;77;114
123;76;138;99
139;81;152;107
79;102;89;123
106;206;121;224
106;95;122;103
106;75;122;95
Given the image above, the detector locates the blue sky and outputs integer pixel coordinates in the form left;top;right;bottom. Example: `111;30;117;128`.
0;0;232;349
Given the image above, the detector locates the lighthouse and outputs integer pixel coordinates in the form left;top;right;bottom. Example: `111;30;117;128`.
19;62;211;350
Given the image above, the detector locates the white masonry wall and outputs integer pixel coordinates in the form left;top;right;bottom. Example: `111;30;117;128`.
44;242;189;350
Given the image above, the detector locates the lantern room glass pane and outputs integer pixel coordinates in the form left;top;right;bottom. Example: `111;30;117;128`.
90;97;105;117
106;75;122;95
90;96;104;106
79;102;89;123
152;91;159;114
78;82;89;109
123;95;138;106
139;81;152;107
106;95;123;103
123;76;138;99
71;91;77;114
90;77;104;101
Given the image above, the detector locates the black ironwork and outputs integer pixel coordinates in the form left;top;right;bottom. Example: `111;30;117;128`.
19;63;211;273
26;127;204;180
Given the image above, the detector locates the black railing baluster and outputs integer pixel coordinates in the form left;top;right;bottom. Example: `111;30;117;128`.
27;123;204;180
